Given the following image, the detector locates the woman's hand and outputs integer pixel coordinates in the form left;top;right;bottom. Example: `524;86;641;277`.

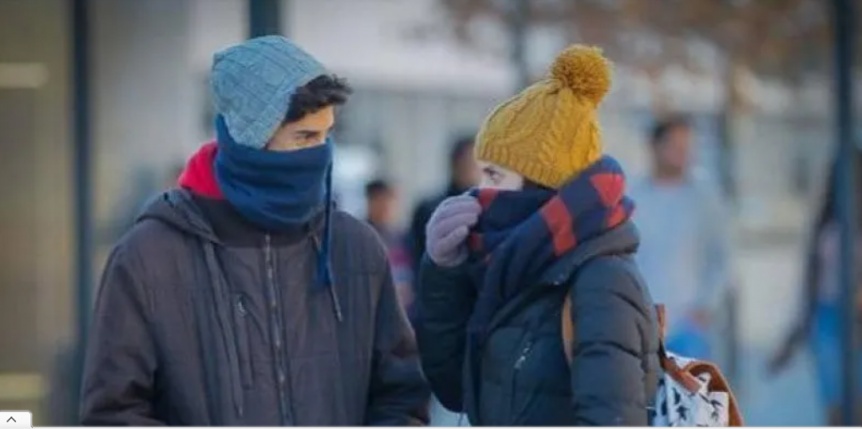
425;195;481;267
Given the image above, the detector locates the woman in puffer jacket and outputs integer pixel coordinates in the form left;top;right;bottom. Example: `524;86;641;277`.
416;45;660;426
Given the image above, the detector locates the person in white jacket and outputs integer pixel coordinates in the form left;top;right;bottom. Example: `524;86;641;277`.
629;116;731;359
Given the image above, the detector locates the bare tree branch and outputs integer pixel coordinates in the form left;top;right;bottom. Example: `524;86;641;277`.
438;0;855;83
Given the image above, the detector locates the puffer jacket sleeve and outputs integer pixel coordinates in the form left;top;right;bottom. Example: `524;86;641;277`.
415;256;476;412
567;256;654;426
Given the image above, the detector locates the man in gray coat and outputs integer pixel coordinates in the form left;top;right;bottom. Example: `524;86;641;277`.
80;36;430;426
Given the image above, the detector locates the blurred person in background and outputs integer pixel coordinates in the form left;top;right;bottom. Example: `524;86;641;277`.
629;116;731;360
409;136;479;268
365;179;415;322
417;46;659;425
81;36;429;426
407;136;480;425
770;154;862;425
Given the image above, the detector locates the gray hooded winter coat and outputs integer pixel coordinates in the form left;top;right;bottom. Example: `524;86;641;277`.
80;189;430;425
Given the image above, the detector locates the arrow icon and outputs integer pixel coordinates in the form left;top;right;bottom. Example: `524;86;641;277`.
1;411;31;426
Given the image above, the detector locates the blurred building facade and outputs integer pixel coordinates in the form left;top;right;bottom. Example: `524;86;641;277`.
0;1;72;420
0;0;855;425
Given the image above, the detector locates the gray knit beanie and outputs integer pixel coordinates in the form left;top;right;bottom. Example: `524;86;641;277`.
210;36;327;149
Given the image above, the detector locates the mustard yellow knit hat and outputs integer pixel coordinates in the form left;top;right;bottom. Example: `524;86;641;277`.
474;45;612;189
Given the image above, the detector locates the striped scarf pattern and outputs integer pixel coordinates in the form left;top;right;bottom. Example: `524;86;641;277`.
466;155;636;343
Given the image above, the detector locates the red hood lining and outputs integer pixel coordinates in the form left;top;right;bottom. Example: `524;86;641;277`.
178;141;224;199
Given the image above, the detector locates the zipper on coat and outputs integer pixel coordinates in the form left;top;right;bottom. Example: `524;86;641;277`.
264;234;293;425
510;336;535;419
234;295;253;387
311;233;343;322
514;338;535;370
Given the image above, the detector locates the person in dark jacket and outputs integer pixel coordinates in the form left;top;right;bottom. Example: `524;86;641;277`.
408;136;479;267
81;36;430;426
416;45;660;426
365;179;415;321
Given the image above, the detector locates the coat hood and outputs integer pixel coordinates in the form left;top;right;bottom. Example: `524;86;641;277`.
137;188;221;244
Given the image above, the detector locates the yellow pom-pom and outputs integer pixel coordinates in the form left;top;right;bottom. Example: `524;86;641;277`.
549;45;612;104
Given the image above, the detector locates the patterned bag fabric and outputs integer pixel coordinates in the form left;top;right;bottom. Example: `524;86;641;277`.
651;352;734;426
562;301;744;426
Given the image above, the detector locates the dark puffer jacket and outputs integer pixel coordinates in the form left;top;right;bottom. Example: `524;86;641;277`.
417;222;659;425
81;189;430;425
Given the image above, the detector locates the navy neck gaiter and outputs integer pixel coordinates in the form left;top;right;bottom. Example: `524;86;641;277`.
214;114;332;231
214;114;335;290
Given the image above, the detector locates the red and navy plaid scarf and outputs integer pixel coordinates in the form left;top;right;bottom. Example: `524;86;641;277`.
466;156;635;345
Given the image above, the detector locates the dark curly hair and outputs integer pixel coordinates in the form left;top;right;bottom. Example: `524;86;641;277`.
649;115;691;146
364;178;393;200
283;74;352;123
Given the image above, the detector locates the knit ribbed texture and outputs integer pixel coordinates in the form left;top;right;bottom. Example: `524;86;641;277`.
474;45;611;189
211;36;327;149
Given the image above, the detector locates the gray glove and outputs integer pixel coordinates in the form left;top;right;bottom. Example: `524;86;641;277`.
425;195;481;267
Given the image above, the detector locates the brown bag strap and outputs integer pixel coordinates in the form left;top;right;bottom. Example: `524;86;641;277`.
681;361;746;426
653;303;705;393
656;305;744;425
655;304;667;343
561;295;575;364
